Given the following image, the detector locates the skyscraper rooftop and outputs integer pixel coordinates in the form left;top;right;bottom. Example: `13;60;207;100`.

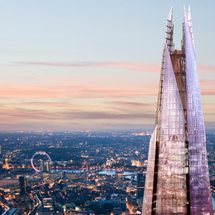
142;7;213;215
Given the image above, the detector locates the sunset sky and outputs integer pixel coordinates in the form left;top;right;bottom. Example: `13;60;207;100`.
0;0;215;131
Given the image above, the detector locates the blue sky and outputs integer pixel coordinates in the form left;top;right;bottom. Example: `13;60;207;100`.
0;1;214;131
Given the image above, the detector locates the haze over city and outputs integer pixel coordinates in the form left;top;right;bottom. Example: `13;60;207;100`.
0;1;215;215
0;0;214;132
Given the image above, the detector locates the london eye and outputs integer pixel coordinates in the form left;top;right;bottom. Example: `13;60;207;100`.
31;151;52;172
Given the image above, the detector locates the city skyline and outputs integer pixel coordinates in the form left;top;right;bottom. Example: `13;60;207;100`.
0;1;215;131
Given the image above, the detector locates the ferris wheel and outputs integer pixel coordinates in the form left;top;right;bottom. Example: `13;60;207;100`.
31;151;52;172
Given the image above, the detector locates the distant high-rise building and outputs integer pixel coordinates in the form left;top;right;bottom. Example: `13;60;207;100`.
142;7;213;214
3;158;9;169
45;160;51;172
137;173;145;208
137;173;145;199
40;160;44;172
19;176;27;196
40;159;51;172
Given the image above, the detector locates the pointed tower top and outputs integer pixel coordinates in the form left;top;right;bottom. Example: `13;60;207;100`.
188;5;191;21
186;5;195;48
167;6;173;21
183;5;187;21
165;7;174;53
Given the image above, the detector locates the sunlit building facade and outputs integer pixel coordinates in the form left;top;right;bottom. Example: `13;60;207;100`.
142;7;213;214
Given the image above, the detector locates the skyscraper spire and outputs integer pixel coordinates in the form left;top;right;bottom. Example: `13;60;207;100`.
167;6;173;21
187;5;191;21
142;7;213;214
184;5;187;20
184;7;212;213
187;5;195;48
165;7;174;53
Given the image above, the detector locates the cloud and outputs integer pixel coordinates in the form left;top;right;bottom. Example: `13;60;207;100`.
0;105;214;131
201;90;215;95
200;79;215;87
106;101;154;108
198;65;215;72
0;106;155;132
199;79;215;95
0;108;54;120
0;85;157;99
79;88;157;97
14;61;215;74
0;61;214;131
204;113;215;116
15;61;161;73
0;87;61;98
16;101;74;108
59;110;155;120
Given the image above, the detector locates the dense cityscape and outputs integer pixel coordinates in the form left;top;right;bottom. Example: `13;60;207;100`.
0;0;214;214
0;131;215;214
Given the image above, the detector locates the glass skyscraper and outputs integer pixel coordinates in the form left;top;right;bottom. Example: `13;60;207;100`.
142;7;213;214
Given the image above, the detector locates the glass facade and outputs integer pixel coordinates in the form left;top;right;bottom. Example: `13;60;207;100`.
142;126;157;214
184;16;213;214
142;7;213;215
155;44;188;214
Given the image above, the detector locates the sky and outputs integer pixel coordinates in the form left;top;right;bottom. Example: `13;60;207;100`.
0;0;214;132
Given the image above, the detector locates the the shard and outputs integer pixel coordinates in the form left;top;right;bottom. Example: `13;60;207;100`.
142;7;213;215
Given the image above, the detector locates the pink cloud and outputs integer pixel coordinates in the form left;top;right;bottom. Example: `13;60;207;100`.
105;101;154;108
0;84;158;99
15;61;215;74
0;87;62;98
201;90;215;95
199;79;215;95
0;76;214;100
198;65;215;72
15;61;161;73
0;107;154;121
200;79;215;87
